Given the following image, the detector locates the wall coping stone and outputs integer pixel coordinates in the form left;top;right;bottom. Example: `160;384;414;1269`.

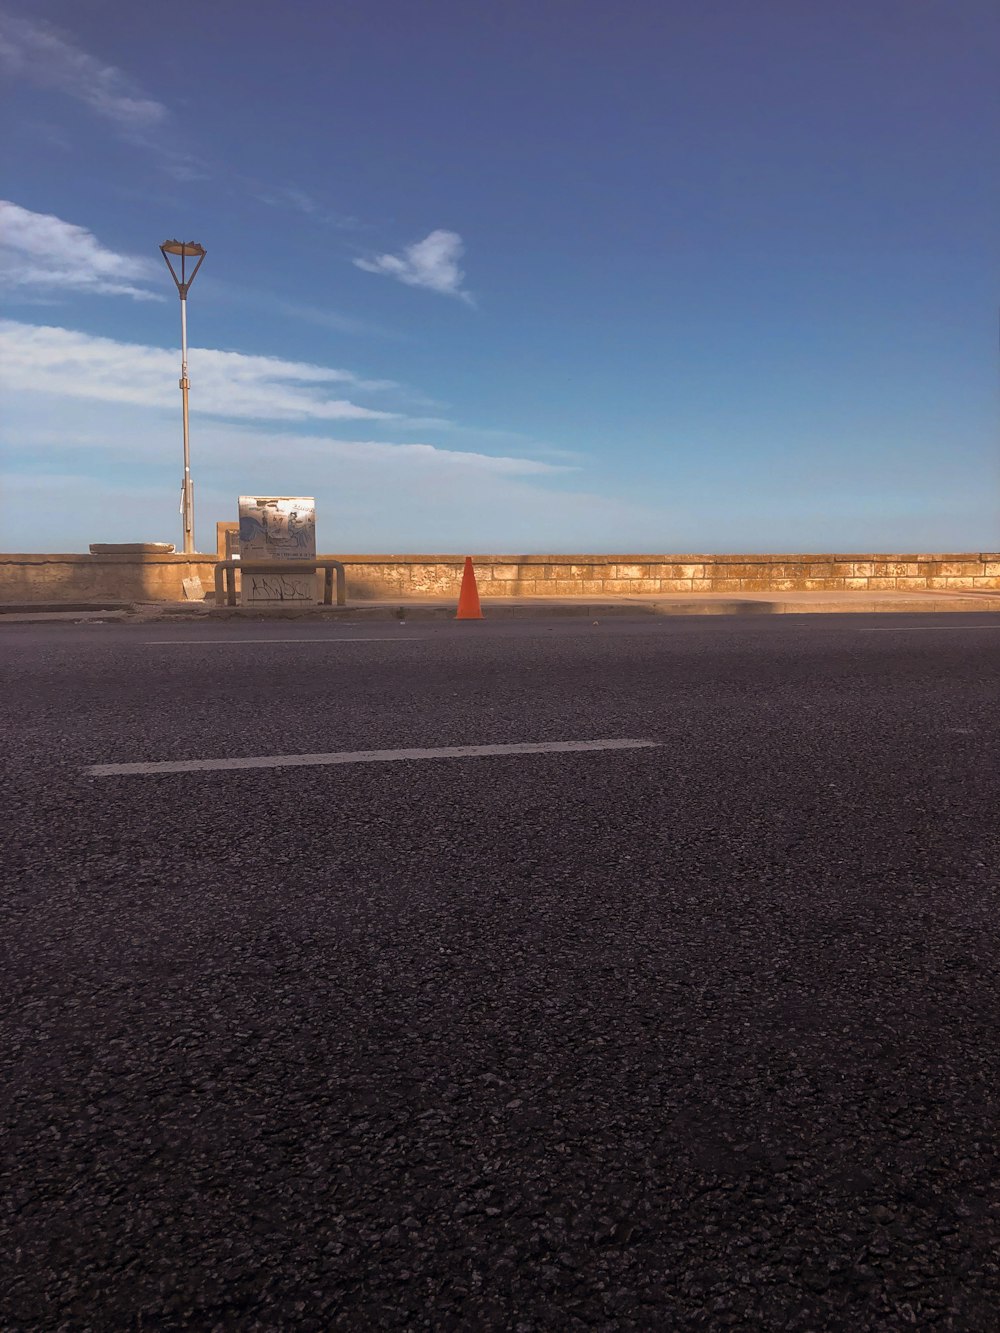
88;543;176;554
2;551;996;564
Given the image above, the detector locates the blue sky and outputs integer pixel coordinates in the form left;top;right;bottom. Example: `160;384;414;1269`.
2;0;998;554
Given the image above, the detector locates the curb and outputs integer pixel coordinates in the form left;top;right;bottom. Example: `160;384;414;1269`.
2;595;1000;625
194;597;1000;620
0;602;135;615
200;600;781;620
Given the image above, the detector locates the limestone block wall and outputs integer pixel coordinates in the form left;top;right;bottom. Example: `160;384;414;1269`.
1;549;998;603
336;554;1000;599
0;553;220;603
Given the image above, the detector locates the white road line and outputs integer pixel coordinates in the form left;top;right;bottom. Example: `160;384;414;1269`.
858;625;1000;633
142;638;421;644
87;738;660;778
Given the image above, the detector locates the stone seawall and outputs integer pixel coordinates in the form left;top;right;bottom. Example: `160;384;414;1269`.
1;551;998;604
0;553;220;603
338;553;1000;598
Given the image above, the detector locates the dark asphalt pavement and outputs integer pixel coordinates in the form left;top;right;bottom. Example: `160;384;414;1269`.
3;614;1000;1331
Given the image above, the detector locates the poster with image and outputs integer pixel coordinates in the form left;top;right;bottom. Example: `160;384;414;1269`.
237;496;317;604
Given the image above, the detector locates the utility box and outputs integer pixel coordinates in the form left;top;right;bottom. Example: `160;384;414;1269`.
238;496;317;605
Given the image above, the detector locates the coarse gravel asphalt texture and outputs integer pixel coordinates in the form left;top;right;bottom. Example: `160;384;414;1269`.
2;613;1000;1332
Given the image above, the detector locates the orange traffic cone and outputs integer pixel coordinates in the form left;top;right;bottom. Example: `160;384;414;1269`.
455;556;484;620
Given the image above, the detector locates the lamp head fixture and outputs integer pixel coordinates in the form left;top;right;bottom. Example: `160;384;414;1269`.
160;239;206;295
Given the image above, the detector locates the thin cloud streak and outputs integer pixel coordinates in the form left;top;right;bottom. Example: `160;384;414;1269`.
151;422;567;475
233;174;364;230
271;297;393;339
259;185;358;229
2;395;567;478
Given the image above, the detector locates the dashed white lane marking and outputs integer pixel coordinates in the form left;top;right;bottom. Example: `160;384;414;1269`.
142;638;422;644
87;738;660;778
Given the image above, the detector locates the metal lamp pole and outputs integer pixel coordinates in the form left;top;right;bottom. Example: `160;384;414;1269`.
159;240;206;554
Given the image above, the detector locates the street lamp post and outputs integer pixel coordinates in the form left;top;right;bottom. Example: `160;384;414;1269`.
159;239;206;554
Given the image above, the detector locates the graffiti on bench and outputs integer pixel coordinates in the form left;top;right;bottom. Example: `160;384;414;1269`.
244;573;314;602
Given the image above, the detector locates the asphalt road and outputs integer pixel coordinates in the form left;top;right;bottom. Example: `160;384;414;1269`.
3;613;1000;1331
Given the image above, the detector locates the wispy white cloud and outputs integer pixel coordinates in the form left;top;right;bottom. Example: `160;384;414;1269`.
270;297;391;338
0;10;205;178
158;155;210;183
22;118;74;152
0;430;649;554
270;185;320;216
2;399;565;477
0;201;162;301
268;185;353;224
355;230;473;303
1;402;613;553
0;9;167;131
234;175;362;230
1;320;568;460
0;320;401;422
